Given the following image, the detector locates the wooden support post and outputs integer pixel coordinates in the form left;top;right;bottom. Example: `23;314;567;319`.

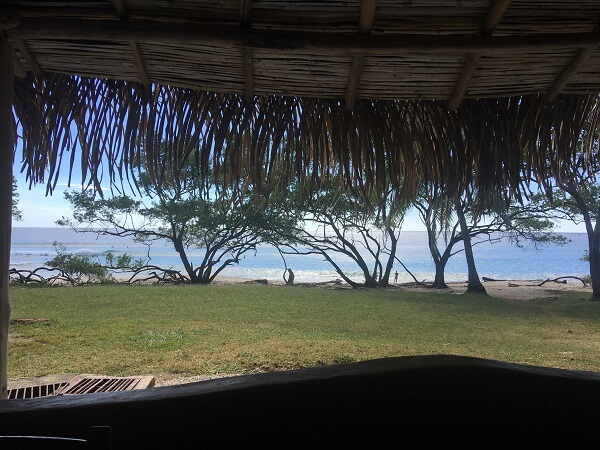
0;32;14;400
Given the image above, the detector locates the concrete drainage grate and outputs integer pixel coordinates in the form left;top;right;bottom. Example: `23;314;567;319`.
59;376;142;395
58;374;155;395
8;382;69;399
7;374;155;399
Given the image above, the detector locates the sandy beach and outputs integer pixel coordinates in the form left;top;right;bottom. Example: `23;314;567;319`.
395;278;591;301
212;275;592;302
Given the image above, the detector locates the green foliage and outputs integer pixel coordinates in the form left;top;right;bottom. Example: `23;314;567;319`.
56;192;142;229
45;242;112;284
279;177;408;287
498;200;569;248
58;144;300;284
104;252;145;270
580;274;592;284
414;184;568;289
12;176;22;221
44;242;144;284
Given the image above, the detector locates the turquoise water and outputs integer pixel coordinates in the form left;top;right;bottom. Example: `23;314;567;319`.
10;227;590;284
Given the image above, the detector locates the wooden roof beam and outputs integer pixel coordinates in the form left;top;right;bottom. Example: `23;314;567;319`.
242;48;254;102
129;41;150;87
240;0;253;102
240;0;252;28
546;46;596;102
13;38;42;79
345;0;377;110
113;0;128;20
7;19;600;55
10;43;25;78
113;0;150;89
0;15;25;79
447;0;511;111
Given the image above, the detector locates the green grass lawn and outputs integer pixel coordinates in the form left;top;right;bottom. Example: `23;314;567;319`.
7;283;600;378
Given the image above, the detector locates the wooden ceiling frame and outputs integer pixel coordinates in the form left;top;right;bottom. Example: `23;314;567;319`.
240;0;253;102
447;0;512;111
0;12;25;79
3;4;600;103
5;34;25;78
345;0;377;110
12;38;41;79
113;0;150;88
546;44;598;102
5;18;600;56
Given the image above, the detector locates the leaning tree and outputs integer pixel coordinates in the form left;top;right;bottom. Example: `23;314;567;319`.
275;177;412;288
58;151;298;285
415;182;566;291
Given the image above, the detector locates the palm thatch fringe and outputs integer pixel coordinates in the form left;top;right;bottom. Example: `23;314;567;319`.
12;73;600;205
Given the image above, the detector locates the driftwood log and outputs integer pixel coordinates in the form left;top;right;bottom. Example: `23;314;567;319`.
483;276;590;287
537;276;589;286
0;355;599;449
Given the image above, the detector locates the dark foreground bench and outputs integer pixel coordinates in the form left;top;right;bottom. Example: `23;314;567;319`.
1;355;599;449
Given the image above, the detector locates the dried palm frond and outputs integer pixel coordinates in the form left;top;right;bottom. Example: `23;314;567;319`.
12;73;598;206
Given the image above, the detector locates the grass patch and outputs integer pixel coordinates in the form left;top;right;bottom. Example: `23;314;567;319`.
8;284;600;378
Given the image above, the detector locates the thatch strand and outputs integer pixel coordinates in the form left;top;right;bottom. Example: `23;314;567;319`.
12;74;599;207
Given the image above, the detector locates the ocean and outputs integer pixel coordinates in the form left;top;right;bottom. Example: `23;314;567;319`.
9;227;591;284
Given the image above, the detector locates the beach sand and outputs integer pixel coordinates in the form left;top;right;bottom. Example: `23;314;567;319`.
213;275;592;302
394;278;591;301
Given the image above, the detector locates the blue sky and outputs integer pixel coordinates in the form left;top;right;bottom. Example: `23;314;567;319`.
11;158;587;233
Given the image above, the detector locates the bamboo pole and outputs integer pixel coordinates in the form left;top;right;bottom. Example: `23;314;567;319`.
0;32;14;400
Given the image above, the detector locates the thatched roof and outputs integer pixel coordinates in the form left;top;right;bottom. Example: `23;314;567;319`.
3;1;600;202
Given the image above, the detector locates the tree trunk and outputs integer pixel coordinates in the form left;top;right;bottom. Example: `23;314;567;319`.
425;220;447;288
364;273;378;288
455;199;487;295
0;34;14;399
381;225;397;286
173;237;200;283
588;213;600;301
432;258;448;289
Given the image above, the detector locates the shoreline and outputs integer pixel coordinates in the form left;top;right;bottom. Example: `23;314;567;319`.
211;275;592;301
10;269;592;301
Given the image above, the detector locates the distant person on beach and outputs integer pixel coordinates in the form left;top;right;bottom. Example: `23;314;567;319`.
394;270;398;283
283;268;295;286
